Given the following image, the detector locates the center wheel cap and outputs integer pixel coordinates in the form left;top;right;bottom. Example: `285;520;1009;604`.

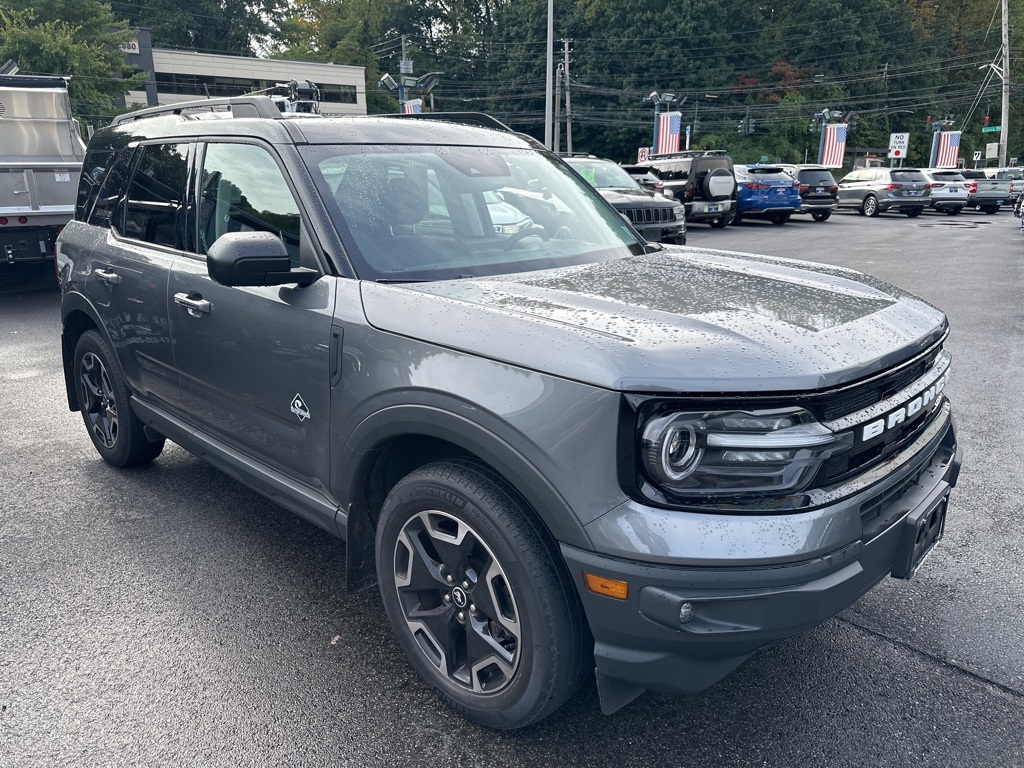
451;586;468;608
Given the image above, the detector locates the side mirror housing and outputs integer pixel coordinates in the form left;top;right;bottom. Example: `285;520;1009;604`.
207;231;317;287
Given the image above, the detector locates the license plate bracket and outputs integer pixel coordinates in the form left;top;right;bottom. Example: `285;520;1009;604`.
891;492;948;579
707;204;719;212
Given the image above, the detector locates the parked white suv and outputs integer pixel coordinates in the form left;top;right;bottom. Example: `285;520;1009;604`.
922;169;968;215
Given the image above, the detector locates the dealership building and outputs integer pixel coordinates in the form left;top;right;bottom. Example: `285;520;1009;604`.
121;29;366;116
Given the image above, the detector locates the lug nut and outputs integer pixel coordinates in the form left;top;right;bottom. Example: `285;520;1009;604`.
458;611;465;622
462;580;469;589
443;594;452;603
469;603;476;613
446;574;453;584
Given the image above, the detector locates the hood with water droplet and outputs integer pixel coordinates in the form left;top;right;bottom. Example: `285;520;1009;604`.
360;246;947;392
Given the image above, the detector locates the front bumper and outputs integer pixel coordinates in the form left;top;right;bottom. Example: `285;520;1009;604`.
634;222;685;243
563;408;960;714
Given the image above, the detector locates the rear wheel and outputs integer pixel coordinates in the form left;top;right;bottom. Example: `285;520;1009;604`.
74;330;165;467
811;211;831;222
709;209;736;228
862;195;879;217
375;460;588;729
981;206;998;214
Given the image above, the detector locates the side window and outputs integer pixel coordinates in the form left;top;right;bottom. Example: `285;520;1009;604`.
198;143;302;265
122;143;189;248
88;150;133;230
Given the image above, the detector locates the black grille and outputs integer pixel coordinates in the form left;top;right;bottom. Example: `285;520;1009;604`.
816;345;941;421
622;206;675;224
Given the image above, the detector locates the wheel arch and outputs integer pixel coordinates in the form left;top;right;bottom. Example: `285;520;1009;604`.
338;404;594;591
60;293;106;411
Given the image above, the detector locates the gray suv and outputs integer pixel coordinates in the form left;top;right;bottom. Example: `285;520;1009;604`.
57;97;961;728
837;167;931;217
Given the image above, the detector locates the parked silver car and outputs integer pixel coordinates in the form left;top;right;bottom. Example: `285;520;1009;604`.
921;169;968;215
836;167;931;217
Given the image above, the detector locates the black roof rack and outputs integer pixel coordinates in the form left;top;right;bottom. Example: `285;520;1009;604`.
110;95;284;126
649;149;728;159
387;111;516;133
0;74;71;89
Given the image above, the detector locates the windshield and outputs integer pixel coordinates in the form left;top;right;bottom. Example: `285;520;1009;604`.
565;159;641;190
301;145;643;281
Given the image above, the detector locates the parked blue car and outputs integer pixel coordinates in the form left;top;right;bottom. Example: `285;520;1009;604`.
733;165;802;225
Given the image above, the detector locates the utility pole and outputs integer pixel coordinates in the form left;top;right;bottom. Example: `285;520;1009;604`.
1000;0;1009;166
544;0;553;149
554;64;563;154
563;39;573;155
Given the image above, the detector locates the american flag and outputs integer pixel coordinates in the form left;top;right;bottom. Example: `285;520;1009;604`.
935;131;961;168
656;111;682;155
819;123;847;168
402;98;422;114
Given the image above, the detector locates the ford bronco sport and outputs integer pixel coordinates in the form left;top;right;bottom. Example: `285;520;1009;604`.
57;97;961;729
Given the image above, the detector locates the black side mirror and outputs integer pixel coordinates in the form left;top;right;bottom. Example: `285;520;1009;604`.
207;231;317;287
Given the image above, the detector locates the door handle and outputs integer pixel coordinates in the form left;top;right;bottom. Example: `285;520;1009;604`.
94;268;121;285
174;292;211;316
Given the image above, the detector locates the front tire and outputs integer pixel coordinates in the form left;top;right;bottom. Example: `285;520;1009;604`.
769;212;791;225
74;330;165;467
811;211;831;222
375;460;588;729
709;209;736;228
905;208;922;218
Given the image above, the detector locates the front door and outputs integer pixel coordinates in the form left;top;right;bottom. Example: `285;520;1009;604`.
166;141;336;486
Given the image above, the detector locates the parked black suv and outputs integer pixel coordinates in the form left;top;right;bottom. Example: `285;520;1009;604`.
639;150;737;227
778;164;839;221
563;155;686;244
57;98;961;728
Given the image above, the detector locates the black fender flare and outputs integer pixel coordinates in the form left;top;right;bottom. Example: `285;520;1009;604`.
59;290;112;411
337;403;595;589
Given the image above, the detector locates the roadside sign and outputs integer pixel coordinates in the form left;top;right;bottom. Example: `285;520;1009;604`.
973;151;982;162
986;142;999;159
888;132;909;159
759;155;770;163
637;147;649;163
982;125;1001;133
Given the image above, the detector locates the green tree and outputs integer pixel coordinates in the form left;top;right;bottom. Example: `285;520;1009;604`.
118;0;287;56
0;0;143;122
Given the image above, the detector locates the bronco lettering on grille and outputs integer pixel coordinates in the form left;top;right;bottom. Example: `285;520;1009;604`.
861;370;949;442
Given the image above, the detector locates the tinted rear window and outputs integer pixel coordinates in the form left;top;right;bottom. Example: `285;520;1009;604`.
931;172;965;181
798;169;836;185
739;167;790;181
891;170;926;182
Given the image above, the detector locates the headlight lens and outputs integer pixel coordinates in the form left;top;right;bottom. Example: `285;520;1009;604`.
640;407;852;498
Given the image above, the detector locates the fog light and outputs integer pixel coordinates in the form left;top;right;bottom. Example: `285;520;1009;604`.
678;602;694;624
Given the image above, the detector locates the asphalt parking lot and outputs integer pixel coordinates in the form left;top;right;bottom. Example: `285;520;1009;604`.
2;207;1022;767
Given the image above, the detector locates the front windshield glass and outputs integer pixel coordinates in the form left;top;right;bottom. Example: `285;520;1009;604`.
300;145;643;281
566;159;641;190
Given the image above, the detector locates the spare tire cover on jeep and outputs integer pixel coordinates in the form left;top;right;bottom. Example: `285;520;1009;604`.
703;168;735;202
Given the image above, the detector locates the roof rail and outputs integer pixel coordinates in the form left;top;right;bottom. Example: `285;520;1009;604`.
387;111;516;133
0;73;71;89
649;149;729;159
110;95;284;126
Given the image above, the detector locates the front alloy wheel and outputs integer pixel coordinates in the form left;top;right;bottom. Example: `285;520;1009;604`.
392;509;521;694
376;461;588;728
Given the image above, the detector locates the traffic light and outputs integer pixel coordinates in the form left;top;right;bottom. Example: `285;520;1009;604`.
983;115;990;127
844;113;858;132
925;115;932;130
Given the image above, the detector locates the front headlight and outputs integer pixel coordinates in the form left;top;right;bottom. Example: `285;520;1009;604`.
640;407;852;498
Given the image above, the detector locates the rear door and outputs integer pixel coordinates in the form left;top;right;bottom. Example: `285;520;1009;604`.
81;142;187;404
166;140;337;484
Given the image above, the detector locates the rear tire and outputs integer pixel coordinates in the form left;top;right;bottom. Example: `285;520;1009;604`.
73;330;165;467
375;460;588;729
709;209;736;228
863;195;879;217
811;211;831;222
981;206;998;214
